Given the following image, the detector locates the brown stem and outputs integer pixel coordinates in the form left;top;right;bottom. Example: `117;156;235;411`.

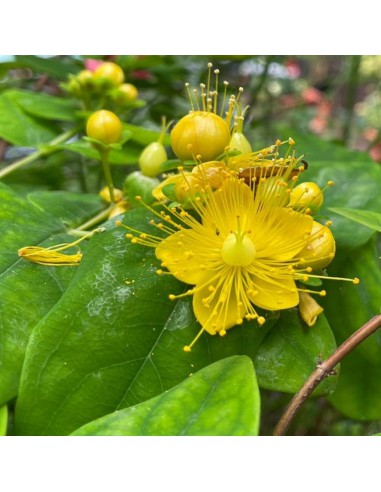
273;314;381;436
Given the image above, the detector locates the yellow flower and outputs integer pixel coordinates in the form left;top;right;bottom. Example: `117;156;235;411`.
121;144;359;351
155;178;314;344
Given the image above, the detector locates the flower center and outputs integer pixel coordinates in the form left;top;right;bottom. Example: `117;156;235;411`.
221;232;256;266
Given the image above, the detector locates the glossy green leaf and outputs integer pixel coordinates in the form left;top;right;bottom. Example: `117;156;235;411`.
0;183;104;405
302;161;381;250
254;309;338;396
14;208;277;436
11;89;78;122
329;207;381;232
273;130;381;250
0;405;7;436
0;91;59;146
72;356;260;436
321;239;381;420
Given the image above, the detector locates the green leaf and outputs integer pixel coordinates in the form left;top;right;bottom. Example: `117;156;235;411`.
321;239;381;420
0;91;59;146
282;131;381;251
72;356;260;436
59;141;141;165
10;89;78;122
321;239;381;363
0;183;104;405
254;309;338;396
0;405;7;436
123;123;171;146
302;161;381;250
328;207;381;233
14;208;277;436
15;55;79;78
330;350;381;421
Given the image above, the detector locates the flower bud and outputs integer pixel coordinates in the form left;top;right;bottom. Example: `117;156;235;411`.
77;69;93;84
93;62;124;87
116;83;139;104
171;111;230;162
229;131;252;155
298;291;324;327
139;142;167;178
289;181;323;213
99;186;124;203
86;110;122;145
123;171;159;207
299;221;336;270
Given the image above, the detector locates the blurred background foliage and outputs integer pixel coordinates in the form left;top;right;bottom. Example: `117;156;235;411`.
1;55;381;436
2;55;381;195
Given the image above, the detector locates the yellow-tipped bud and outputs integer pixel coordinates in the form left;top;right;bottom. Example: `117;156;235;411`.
229;132;252;155
171;111;230;162
299;221;336;270
93;62;124;87
289;181;324;213
77;69;93;84
99;186;124;203
116;83;138;103
86;110;122;145
139;142;167;178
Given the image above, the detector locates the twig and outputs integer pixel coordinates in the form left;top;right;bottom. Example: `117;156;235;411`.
273;314;381;436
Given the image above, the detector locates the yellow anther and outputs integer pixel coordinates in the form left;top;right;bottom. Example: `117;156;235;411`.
168;294;176;301
257;316;266;325
353;277;360;285
327;180;334;186
183;346;192;352
319;290;327;297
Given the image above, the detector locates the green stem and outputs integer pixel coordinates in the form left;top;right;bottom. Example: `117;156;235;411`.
250;55;274;107
0;124;81;180
342;55;362;144
99;148;116;202
72;204;115;232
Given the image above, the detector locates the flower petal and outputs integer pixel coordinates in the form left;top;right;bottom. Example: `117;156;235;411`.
201;178;256;237
253;207;313;262
193;268;246;335
248;271;299;310
156;228;221;285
